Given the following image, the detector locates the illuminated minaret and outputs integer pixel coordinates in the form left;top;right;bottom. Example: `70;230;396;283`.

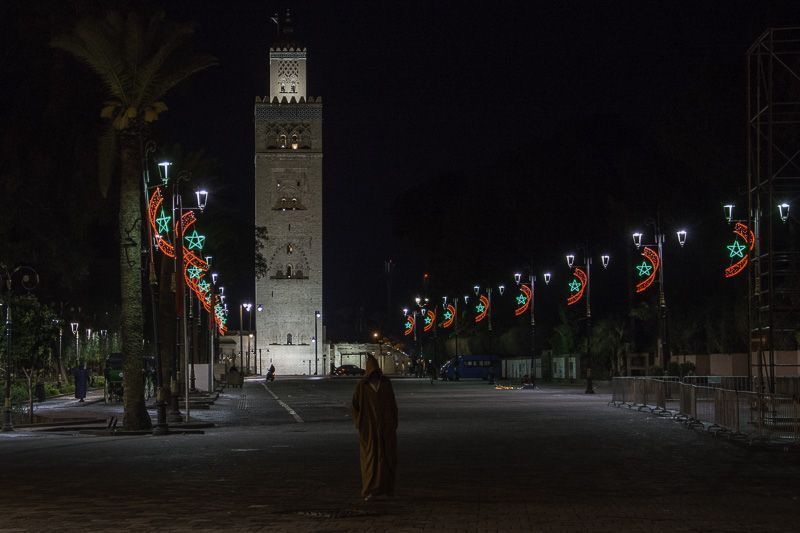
254;10;323;375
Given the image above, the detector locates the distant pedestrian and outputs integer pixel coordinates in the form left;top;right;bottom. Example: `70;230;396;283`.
73;363;90;402
266;364;276;382
352;355;398;501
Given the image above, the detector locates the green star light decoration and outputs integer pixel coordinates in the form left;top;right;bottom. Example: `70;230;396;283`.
187;265;203;279
727;240;746;258
424;316;432;325
198;279;211;293
443;311;453;320
156;209;171;234
636;261;653;277
404;321;412;330
516;294;528;305
569;279;582;292
185;230;206;250
475;303;485;313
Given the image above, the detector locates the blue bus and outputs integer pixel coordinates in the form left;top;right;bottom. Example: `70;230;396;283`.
441;355;500;380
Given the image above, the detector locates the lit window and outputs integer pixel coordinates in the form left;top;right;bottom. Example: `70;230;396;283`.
287;244;293;254
287;333;293;345
279;135;287;148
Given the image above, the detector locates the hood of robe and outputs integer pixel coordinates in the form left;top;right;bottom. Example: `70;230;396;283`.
365;355;380;377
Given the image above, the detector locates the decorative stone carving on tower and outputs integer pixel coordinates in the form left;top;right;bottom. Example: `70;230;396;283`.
255;10;323;375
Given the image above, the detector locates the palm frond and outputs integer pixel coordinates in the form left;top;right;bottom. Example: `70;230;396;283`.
51;19;131;104
151;54;218;102
133;24;195;108
124;11;143;80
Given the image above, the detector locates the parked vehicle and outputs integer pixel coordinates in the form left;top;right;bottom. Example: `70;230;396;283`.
104;353;156;402
334;364;366;376
442;355;500;380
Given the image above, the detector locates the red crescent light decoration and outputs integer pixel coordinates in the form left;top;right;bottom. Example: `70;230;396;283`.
514;284;532;317
474;294;490;323
635;247;660;294
403;315;414;336
424;309;436;332
725;222;755;279
442;304;456;328
567;268;588;306
148;186;226;333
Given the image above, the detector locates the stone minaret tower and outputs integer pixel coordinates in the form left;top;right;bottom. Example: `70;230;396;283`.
255;10;323;375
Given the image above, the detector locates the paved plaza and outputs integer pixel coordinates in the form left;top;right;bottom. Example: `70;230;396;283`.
1;377;799;532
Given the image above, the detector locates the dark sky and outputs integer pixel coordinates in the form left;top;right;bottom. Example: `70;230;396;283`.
154;1;797;338
3;0;797;340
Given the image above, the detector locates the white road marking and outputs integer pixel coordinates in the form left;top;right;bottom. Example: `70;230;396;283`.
261;382;304;423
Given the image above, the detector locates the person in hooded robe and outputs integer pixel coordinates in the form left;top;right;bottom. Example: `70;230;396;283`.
73;363;89;402
352;355;398;501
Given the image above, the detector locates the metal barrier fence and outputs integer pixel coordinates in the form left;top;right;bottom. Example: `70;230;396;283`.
611;377;800;444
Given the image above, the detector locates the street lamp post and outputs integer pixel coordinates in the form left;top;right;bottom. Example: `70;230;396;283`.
314;310;321;375
239;303;251;373
632;221;687;370
473;284;504;353
514;268;552;386
70;322;79;364
566;248;609;394
157;161;209;423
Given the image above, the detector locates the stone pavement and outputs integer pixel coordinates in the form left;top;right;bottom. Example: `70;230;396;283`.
1;377;799;532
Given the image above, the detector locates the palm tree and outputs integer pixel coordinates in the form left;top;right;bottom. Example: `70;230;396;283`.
52;10;217;429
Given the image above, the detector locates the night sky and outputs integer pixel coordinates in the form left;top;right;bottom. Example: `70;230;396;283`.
3;0;798;341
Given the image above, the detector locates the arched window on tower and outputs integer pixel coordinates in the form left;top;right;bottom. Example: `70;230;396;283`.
287;243;293;254
290;82;296;93
280;82;286;93
279;134;287;148
286;264;292;278
287;333;293;345
291;134;298;149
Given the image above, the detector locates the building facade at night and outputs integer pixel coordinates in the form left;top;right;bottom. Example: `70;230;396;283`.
254;12;323;375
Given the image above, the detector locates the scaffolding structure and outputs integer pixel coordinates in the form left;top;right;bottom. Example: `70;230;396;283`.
746;28;800;391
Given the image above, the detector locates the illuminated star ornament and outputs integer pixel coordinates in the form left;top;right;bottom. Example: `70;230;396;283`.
727;240;746;258
424;309;436;332
514;284;532;317
197;279;211;293
474;295;490;323
635;247;660;294
567;268;588;306
187;265;203;279
725;222;755;279
442;304;456;328
404;321;412;330
185;230;205;250
156;209;171;234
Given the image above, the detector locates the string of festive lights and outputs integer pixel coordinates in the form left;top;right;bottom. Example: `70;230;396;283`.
147;186;229;333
